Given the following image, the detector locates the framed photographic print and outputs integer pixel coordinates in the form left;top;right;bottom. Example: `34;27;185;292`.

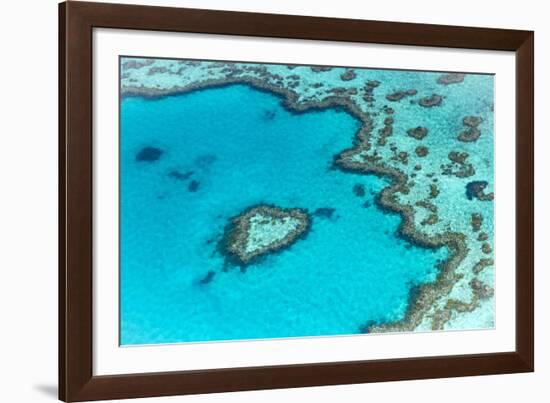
59;1;534;401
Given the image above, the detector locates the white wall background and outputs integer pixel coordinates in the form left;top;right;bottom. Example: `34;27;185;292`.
0;0;545;402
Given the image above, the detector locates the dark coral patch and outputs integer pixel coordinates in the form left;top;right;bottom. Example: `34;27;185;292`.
385;89;416;102
458;116;483;142
353;184;366;197
188;180;200;192
466;180;494;201
136;146;163;162
313;207;337;219
415;146;429;157
429;184;440;199
481;243;492;254
330;87;358;96
467;180;487;200
390;151;409;165
449;151;468;164
458;128;481;142
340;69;357;81
471;213;483;232
199;270;216;285
407;126;428;140
386;91;408;102
437;73;465;85
442;152;475;178
377;124;393;146
473;258;493;274
477;232;489;241
470;278;494;298
262;109;277;120
168;170;193;181
463;116;483;127
366;80;380;88
385;89;415;102
419;94;443;107
311;66;332;72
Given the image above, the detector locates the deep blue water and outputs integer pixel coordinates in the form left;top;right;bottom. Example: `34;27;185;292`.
120;84;448;345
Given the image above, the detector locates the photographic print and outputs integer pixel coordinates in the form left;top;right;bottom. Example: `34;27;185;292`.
119;56;494;345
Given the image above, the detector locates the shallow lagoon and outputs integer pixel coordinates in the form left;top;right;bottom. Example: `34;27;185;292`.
120;84;449;345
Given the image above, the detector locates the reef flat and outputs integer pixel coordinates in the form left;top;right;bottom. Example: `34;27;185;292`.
220;204;310;266
121;57;494;335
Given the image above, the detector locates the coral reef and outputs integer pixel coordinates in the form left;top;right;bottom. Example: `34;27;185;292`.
407;126;429;140
386;89;417;102
473;258;493;274
466;180;494;201
168;170;193;181
313;207;337;219
458;116;483;143
471;213;483;232
340;69;357;81
419;94;443;107
442;152;475;178
437;73;465;85
219;204;311;266
353;184;366;197
121;57;495;334
188;180;200;192
415;146;429;157
199;270;216;285
136;146;163;162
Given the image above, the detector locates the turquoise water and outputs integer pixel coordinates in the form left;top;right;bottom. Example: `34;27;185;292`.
120;84;449;345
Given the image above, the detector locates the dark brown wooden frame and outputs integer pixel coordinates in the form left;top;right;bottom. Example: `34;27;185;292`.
59;1;534;401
